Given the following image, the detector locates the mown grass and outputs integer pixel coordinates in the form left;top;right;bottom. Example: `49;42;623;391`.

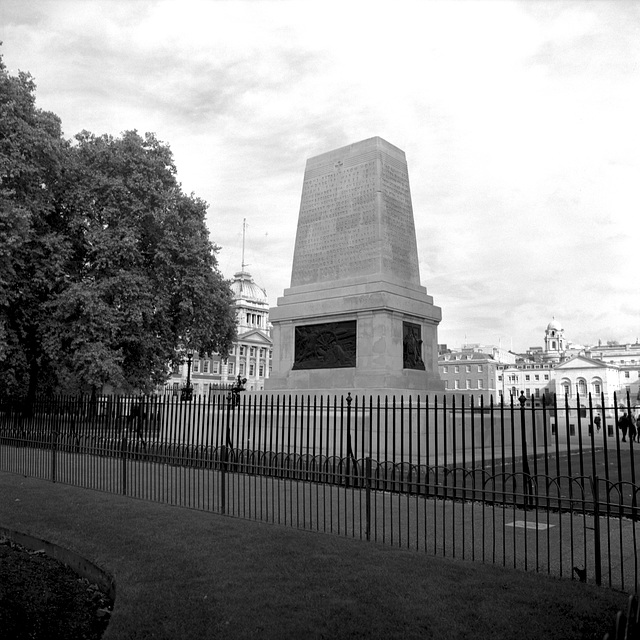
0;471;628;639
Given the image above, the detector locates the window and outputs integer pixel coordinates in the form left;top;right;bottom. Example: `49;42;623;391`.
535;374;539;381
544;375;549;381
250;347;256;357
535;389;540;397
213;361;219;374
454;380;460;389
240;346;246;356
465;365;471;373
228;362;235;375
526;388;531;397
193;360;200;373
454;366;459;373
249;364;255;376
477;380;484;389
594;383;601;395
498;375;503;382
625;371;630;378
525;375;530;381
466;380;471;389
203;360;210;373
239;363;245;375
478;365;483;372
259;365;264;377
443;366;448;373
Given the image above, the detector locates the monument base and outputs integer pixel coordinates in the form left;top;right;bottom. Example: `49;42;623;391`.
265;276;444;397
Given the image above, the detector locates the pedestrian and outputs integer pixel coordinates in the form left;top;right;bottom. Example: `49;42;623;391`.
629;412;638;443
617;411;630;442
594;415;601;433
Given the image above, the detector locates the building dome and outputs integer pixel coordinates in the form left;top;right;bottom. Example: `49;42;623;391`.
230;270;268;304
547;318;562;331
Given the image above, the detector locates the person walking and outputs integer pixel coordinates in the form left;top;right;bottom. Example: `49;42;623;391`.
617;411;630;442
629;413;637;443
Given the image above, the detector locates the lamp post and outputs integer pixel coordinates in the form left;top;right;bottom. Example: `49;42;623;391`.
180;350;194;402
518;390;533;507
227;374;247;408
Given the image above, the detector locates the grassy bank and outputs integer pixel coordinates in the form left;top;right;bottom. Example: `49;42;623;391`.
0;471;628;639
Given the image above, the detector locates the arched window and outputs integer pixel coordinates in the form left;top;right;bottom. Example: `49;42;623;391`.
577;379;587;396
561;379;572;396
591;378;602;397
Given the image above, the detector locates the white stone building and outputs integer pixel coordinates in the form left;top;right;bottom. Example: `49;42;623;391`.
552;355;621;410
166;269;272;396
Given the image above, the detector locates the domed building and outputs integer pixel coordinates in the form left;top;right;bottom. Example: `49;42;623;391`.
166;269;273;396
230;270;270;334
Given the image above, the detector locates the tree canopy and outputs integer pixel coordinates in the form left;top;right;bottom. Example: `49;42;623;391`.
0;54;237;398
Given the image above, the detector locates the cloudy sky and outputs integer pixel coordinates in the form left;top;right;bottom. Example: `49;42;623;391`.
2;0;638;352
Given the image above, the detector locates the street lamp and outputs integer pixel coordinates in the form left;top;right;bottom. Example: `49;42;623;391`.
180;350;194;402
518;390;533;507
227;374;247;407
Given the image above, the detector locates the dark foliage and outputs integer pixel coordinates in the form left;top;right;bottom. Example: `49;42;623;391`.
0;52;236;398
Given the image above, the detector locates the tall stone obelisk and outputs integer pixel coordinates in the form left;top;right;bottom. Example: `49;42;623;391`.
266;137;443;396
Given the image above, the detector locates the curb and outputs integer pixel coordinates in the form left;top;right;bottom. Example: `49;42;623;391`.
0;525;116;601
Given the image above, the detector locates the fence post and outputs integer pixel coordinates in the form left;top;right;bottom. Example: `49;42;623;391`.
345;393;353;489
51;429;57;484
221;396;232;515
121;429;128;496
365;456;372;541
220;443;227;515
591;474;602;586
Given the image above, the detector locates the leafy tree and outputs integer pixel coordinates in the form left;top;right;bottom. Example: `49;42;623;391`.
0;54;71;400
43;129;237;394
0;53;237;398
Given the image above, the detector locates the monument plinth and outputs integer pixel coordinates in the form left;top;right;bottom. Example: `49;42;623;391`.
266;137;443;397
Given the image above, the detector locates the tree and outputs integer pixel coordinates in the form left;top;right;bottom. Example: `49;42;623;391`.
42;129;238;394
0;53;237;398
0;54;71;400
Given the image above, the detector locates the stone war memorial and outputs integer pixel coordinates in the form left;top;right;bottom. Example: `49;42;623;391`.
266;137;444;398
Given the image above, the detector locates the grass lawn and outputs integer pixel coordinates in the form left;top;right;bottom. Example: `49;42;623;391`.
0;471;630;639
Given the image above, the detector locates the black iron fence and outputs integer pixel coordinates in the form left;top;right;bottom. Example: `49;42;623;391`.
1;391;638;593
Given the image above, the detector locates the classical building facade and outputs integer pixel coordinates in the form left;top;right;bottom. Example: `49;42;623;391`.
552;355;621;410
166;269;272;397
439;319;639;409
